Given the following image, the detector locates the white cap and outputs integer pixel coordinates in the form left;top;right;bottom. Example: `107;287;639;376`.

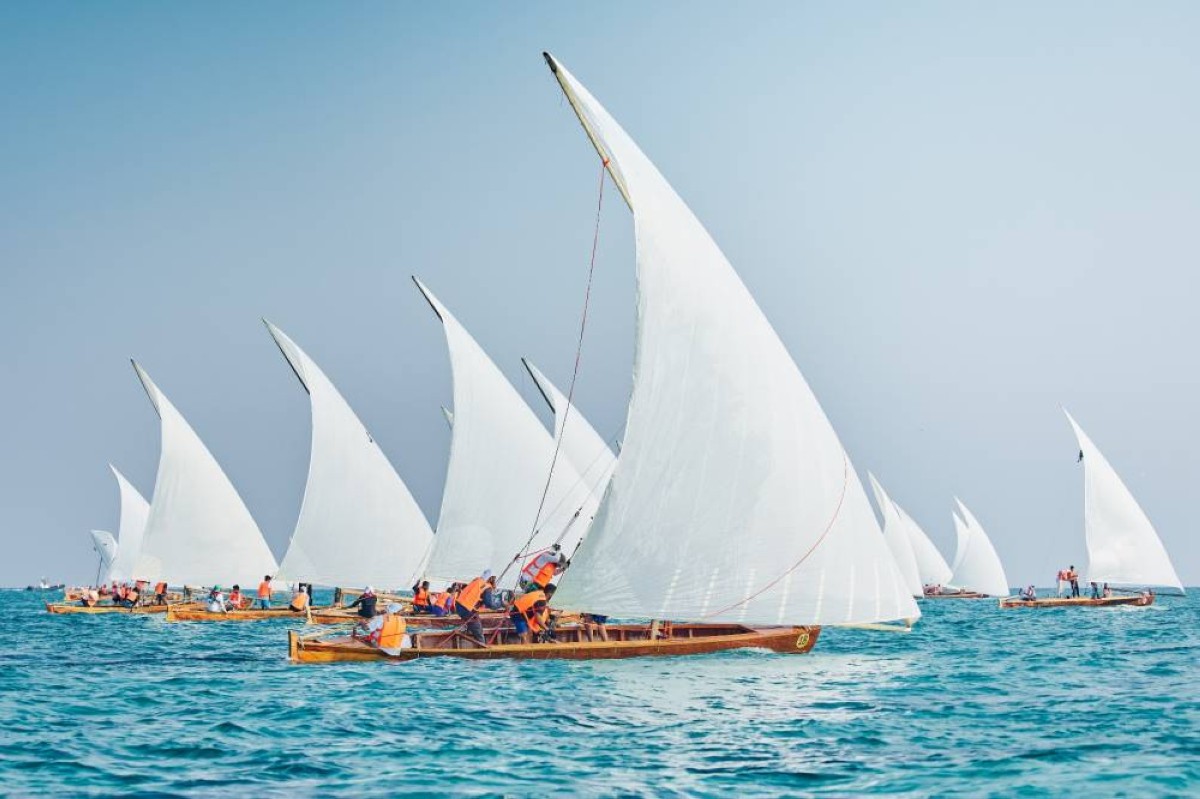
387;603;402;614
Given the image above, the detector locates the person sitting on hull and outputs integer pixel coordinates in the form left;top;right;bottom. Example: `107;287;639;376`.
79;588;99;608
289;584;311;613
354;603;411;651
227;585;245;611
1020;585;1037;602
347;586;377;619
411;580;431;614
206;587;227;614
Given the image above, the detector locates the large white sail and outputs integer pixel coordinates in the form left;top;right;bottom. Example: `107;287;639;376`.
131;362;278;586
105;465;150;583
414;279;598;583
544;54;918;626
950;499;1010;596
523;359;618;506
1065;410;1183;593
89;530;118;584
267;322;434;589
900;505;953;589
867;473;924;597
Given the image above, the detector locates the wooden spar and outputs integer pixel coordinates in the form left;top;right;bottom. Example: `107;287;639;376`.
998;594;1154;609
289;622;821;664
921;590;990;600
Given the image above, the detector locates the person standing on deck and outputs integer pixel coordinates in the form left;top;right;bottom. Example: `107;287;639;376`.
1056;569;1068;597
455;575;488;642
153;582;168;605
347;586;378;619
520;545;567;592
1068;566;1081;598
256;576;273;609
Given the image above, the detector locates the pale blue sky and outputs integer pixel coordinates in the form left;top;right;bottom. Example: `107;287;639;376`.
2;2;1198;586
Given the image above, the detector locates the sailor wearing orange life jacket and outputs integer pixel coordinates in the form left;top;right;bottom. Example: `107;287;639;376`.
427;588;452;617
520;545;567;591
455;572;490;642
257;575;273;609
411;581;431;614
227;585;245;610
354;603;411;651
289;585;311;613
509;585;555;645
153;581;169;605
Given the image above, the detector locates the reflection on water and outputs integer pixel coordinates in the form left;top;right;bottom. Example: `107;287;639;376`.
0;590;1197;796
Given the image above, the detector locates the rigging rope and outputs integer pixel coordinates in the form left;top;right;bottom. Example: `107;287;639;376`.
498;158;608;583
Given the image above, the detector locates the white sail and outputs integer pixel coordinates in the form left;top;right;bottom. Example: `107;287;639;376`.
950;499;1010;597
544;54;918;626
867;473;924;597
523;359;618;505
89;530;118;583
267;322;434;589
414;279;598;583
105;465;150;583
900;505;953;589
131;362;278;586
950;511;969;575
1065;410;1183;593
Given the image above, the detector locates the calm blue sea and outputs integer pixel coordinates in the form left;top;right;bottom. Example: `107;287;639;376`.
1;589;1197;797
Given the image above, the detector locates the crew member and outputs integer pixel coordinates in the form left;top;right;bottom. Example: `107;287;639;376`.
348;586;378;619
153;581;169;605
412;581;431;614
520;545;566;591
355;603;410;651
289;585;310;613
455;575;488;642
509;587;553;645
206;587;227;614
227;584;245;610
257;576;273;609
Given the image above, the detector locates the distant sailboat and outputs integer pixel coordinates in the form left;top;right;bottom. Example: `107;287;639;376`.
866;473;923;598
292;52;917;663
1004;411;1183;608
942;499;1010;598
522;359;617;508
901;505;954;592
266;321;433;590
131;361;278;587
105;465;150;583
413;278;598;585
89;530;118;585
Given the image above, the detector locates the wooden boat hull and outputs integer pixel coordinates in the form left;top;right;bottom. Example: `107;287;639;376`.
45;602;168;615
922;591;989;600
999;594;1154;609
289;623;821;663
166;604;353;624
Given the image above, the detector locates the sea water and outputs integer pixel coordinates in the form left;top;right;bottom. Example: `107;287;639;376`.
1;589;1197;797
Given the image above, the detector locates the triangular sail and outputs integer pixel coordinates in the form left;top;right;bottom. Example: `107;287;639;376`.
131;362;278;586
867;473;924;597
950;499;1010;596
523;359;618;506
89;530;118;584
267;322;434;589
900;506;953;589
1064;410;1183;593
544;54;918;626
105;465;150;583
414;279;598;583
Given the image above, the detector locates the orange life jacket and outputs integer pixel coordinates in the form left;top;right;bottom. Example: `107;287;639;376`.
228;591;243;607
513;590;549;633
154;582;168;595
456;578;486;612
533;562;557;588
257;581;272;599
413;587;429;607
289;592;309;611
375;615;407;649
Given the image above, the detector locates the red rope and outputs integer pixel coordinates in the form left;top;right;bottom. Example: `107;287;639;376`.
701;452;850;619
501;158;608;581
